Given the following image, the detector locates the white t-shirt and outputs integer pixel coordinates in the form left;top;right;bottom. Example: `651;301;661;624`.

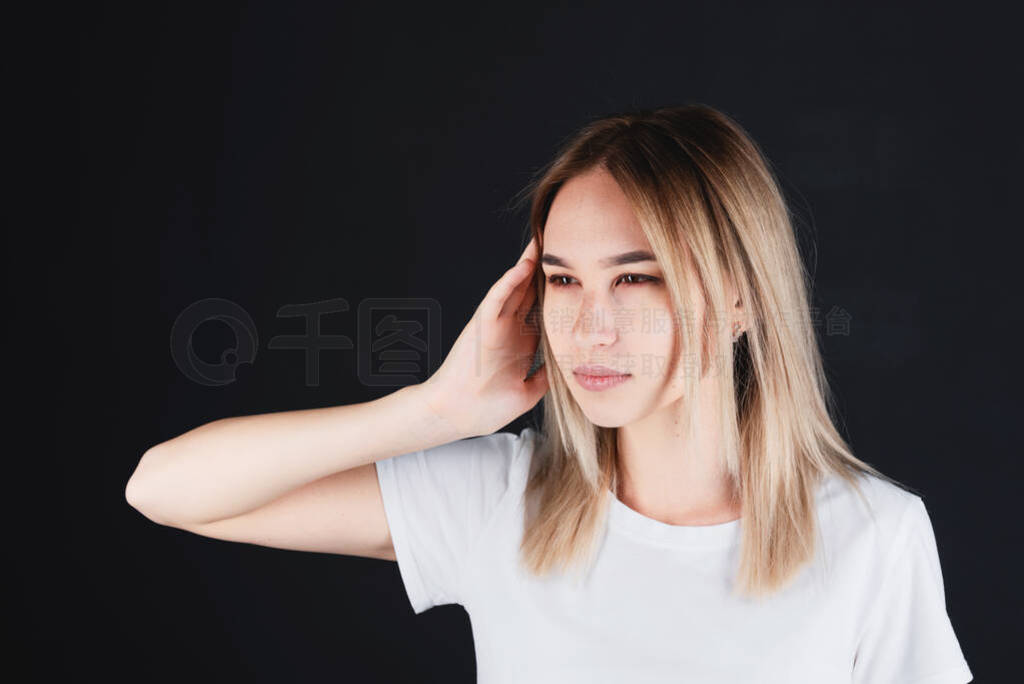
375;427;973;684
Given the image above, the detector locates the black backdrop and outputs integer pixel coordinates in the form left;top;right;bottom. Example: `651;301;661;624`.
21;1;1021;681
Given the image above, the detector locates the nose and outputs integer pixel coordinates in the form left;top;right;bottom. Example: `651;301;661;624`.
571;292;619;347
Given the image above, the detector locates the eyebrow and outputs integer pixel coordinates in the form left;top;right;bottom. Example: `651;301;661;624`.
540;250;657;269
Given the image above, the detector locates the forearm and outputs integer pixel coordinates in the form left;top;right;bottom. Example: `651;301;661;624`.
125;382;462;526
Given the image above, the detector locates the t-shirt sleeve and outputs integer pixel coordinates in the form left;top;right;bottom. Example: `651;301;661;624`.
852;496;973;684
374;427;534;615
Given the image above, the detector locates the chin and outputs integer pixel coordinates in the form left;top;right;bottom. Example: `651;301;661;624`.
582;412;632;429
573;396;642;428
573;381;673;428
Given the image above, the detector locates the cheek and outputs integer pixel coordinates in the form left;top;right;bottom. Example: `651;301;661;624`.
541;301;572;340
626;303;679;379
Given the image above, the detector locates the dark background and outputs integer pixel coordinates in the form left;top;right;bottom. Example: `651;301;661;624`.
18;0;1020;680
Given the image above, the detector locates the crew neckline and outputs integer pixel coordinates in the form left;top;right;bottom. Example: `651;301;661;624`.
606;488;742;549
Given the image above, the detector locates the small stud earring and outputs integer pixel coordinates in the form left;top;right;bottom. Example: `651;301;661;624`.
731;321;743;342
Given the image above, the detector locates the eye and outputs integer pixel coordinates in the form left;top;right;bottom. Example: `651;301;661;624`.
618;274;659;286
546;273;660;288
547;275;575;287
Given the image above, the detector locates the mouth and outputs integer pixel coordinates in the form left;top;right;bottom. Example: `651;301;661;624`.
573;367;632;392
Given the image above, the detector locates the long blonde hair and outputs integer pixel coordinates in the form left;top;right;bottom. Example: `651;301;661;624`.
514;104;908;600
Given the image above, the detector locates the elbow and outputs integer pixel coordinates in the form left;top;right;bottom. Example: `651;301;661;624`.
125;447;173;526
124;469;147;515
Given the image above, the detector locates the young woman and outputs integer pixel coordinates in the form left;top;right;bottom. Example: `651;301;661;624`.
126;104;972;683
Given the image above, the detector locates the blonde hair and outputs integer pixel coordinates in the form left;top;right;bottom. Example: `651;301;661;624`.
514;104;908;600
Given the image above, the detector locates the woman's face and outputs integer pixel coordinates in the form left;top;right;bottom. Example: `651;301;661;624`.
540;166;702;428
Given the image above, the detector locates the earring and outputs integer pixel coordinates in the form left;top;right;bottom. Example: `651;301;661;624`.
731;321;743;342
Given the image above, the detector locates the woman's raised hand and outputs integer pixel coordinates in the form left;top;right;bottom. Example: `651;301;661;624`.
420;236;549;439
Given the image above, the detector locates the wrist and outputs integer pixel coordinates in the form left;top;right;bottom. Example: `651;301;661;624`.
403;381;471;444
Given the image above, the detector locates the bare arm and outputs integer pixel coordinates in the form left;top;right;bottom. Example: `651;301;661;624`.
125;383;459;528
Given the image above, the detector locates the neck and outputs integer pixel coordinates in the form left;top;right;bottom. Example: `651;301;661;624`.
614;374;740;526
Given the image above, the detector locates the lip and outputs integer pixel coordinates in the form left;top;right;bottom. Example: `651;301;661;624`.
573;365;632;392
573;364;628;377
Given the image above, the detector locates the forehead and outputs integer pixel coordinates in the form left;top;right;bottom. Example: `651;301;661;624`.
543;167;649;256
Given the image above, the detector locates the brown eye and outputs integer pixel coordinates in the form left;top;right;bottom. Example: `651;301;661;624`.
617;274;659;286
547;275;575;287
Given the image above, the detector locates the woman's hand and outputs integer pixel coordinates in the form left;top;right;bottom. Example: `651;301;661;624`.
420;236;549;439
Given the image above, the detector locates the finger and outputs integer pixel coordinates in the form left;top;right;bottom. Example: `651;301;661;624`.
482;236;540;321
480;258;534;323
504;237;541;315
502;261;537;319
517;234;540;264
514;279;538;323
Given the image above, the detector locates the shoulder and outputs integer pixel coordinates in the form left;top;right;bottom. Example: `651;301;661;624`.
822;469;923;522
376;426;539;508
449;425;539;476
447;425;538;462
816;470;931;565
451;426;538;499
